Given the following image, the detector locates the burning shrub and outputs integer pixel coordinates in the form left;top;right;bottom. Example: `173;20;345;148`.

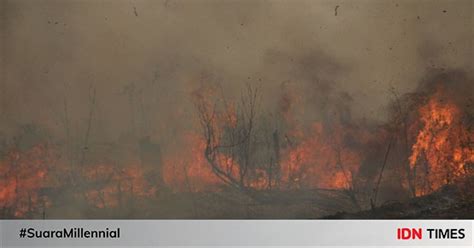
408;87;473;196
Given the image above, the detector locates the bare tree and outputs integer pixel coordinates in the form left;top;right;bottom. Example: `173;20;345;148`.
371;136;393;209
390;87;416;197
195;84;259;192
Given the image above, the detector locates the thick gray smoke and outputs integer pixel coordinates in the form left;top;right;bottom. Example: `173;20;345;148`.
1;0;472;144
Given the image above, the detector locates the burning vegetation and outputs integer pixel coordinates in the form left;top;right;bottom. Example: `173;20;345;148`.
0;71;473;219
408;88;472;196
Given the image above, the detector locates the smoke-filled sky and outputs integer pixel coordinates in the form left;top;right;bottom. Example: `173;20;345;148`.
1;0;472;143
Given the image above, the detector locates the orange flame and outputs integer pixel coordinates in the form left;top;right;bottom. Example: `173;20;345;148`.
0;144;54;217
409;89;473;196
84;162;156;208
281;123;361;189
163;133;223;192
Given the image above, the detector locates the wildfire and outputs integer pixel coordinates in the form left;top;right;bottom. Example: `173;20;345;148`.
161;84;371;192
162;114;364;191
84;162;156;209
409;89;473;196
1;80;472;218
163;133;223;192
0;144;54;217
281;123;361;189
0;144;157;216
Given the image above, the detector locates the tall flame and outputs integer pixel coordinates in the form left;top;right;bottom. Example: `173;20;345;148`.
409;89;473;196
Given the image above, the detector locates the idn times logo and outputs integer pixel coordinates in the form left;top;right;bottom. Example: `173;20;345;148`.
397;228;465;240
